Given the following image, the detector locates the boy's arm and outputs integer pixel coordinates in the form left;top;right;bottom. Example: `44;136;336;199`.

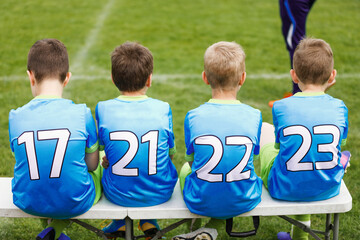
167;105;177;159
85;107;99;172
254;111;262;161
341;103;349;147
85;150;99;171
272;105;280;149
184;112;194;167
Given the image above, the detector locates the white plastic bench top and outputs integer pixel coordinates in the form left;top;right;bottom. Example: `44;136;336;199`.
0;177;127;219
0;177;352;219
0;177;352;240
128;179;352;219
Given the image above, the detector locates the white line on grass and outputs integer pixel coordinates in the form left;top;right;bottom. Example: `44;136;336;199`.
2;73;360;82
71;0;115;73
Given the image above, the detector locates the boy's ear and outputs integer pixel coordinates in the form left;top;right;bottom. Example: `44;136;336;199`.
325;69;337;91
239;72;246;86
328;69;337;84
202;71;210;85
146;73;152;88
290;69;299;84
27;70;36;86
63;72;71;87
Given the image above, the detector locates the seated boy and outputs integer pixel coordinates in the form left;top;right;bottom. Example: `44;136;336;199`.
96;42;178;239
8;39;102;240
175;41;263;239
260;38;349;240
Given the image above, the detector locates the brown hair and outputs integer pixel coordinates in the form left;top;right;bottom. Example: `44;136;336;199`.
293;38;334;85
204;41;245;90
27;39;69;83
111;42;153;92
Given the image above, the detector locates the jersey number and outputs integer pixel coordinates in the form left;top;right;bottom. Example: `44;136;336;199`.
284;125;340;171
195;135;252;183
17;129;70;180
110;131;158;176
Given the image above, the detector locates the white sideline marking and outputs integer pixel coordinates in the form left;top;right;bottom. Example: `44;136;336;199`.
1;73;360;82
71;0;115;73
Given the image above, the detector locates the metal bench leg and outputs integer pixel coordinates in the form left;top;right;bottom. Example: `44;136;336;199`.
70;219;108;240
333;213;340;240
125;216;134;240
324;214;331;240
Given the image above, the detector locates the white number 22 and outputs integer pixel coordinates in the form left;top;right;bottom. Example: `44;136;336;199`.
195;135;253;183
17;129;70;180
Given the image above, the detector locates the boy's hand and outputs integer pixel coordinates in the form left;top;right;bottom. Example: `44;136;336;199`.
102;155;109;169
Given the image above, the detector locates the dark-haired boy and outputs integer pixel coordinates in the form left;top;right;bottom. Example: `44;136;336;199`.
260;38;349;240
9;39;102;240
96;42;177;239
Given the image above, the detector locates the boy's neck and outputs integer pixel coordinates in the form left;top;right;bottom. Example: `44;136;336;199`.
211;88;238;101
121;87;147;96
299;83;327;93
33;79;64;97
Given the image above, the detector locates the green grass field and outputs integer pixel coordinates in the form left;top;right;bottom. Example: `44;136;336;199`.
0;0;359;239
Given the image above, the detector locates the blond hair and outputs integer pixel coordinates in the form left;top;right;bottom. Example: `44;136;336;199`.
204;41;245;90
293;38;334;85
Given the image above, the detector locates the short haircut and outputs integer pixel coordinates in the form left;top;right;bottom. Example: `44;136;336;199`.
27;39;69;83
204;41;246;90
111;42;153;92
293;38;334;85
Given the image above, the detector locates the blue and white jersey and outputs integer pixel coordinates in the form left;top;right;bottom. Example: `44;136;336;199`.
183;99;262;219
269;92;348;201
9;96;98;219
96;96;177;207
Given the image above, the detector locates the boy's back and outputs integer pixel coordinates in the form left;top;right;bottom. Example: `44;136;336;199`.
269;93;348;201
96;96;177;207
9;97;97;218
184;100;262;219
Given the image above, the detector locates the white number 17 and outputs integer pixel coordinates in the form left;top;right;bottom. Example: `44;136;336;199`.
17;129;70;180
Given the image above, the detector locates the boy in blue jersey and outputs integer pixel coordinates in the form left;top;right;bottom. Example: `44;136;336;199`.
174;41;263;239
97;42;178;239
260;38;349;240
8;39;102;240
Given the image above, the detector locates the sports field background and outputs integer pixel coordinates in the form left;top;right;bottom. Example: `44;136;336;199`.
0;0;359;239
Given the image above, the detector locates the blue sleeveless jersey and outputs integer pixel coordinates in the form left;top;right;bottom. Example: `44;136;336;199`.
9;97;97;219
269;93;348;201
96;96;177;207
183;100;263;219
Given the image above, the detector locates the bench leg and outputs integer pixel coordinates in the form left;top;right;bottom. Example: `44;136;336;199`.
70;219;108;240
125;216;134;240
324;214;331;240
333;213;340;240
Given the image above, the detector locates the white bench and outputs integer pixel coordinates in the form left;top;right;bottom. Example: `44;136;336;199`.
0;177;352;240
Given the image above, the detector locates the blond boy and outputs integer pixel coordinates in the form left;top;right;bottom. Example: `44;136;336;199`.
175;41;262;240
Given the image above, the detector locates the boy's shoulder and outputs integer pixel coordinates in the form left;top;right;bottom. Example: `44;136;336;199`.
187;101;261;116
97;96;170;107
10;98;82;116
96;97;171;117
274;93;346;110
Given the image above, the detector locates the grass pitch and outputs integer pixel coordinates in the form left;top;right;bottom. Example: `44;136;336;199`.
0;0;359;239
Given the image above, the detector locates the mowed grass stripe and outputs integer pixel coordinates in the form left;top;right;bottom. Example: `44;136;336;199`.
2;73;360;82
72;0;116;73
